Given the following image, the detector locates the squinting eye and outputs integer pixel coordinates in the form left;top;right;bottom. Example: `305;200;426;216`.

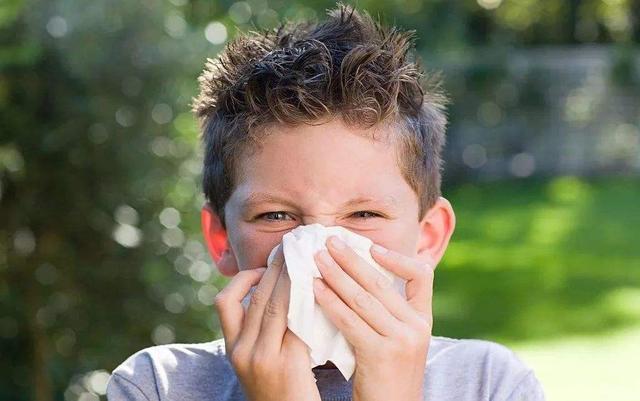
257;211;293;221
352;211;381;219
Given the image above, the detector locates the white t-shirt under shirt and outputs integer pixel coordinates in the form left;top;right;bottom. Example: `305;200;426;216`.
106;335;545;401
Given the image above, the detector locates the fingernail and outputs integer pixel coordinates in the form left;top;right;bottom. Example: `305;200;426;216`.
371;244;388;254
329;236;346;250
313;278;326;291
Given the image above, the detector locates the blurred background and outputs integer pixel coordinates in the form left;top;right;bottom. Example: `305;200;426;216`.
1;0;639;400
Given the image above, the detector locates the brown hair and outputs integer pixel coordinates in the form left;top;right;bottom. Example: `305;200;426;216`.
192;3;448;230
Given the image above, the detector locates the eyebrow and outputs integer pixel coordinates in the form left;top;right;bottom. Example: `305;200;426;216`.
240;192;397;214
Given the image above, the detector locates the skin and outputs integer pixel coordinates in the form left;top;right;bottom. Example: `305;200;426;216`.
203;118;456;401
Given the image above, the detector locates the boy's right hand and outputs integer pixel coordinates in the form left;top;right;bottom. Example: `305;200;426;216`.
214;245;322;401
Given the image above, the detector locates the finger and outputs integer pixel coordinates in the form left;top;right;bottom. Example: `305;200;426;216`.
282;328;312;359
314;248;400;337
312;277;379;350
368;243;435;320
241;244;284;326
324;237;417;324
238;244;285;347
255;260;290;353
214;268;267;349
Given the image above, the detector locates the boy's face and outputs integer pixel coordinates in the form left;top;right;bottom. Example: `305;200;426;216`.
203;118;455;276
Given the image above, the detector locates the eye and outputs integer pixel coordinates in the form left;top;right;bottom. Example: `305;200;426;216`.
256;211;293;221
352;211;381;219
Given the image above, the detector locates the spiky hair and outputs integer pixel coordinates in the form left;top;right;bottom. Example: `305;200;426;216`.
193;4;448;228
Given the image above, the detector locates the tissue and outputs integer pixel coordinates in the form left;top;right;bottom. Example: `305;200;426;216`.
244;223;406;381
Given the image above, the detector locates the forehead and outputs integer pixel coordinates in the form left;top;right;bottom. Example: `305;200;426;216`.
230;119;412;207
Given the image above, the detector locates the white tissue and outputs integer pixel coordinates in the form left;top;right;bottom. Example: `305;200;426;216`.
242;223;406;381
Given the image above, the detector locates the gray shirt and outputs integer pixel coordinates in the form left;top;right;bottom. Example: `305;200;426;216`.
106;336;545;401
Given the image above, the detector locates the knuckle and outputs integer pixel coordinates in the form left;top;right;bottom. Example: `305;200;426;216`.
249;353;271;374
375;274;392;290
229;347;249;370
412;314;430;331
395;330;422;351
336;311;356;331
213;292;227;310
264;298;281;318
249;287;267;307
354;291;373;309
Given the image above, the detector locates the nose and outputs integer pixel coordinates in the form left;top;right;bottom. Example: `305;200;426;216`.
300;214;337;228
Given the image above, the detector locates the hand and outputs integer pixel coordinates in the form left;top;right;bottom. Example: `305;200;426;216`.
312;237;435;401
214;245;322;401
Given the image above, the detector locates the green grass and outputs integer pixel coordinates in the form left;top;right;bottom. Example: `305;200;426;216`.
434;177;640;400
434;177;640;343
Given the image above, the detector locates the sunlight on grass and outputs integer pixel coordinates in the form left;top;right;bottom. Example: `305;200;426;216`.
509;324;640;401
603;287;640;318
438;177;640;342
528;205;577;246
546;176;592;204
438;177;640;400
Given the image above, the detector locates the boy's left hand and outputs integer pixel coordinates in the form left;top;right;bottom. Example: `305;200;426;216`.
312;236;435;401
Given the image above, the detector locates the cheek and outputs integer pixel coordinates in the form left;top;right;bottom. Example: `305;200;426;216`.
233;224;284;270
365;223;417;257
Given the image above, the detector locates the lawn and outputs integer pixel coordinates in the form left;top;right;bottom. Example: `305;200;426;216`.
434;177;640;400
511;323;640;401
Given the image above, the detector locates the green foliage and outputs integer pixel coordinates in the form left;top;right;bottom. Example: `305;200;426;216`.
0;0;25;29
1;1;226;399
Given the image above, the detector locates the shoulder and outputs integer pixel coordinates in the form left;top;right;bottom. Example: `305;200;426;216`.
429;335;524;368
107;338;241;401
425;336;545;401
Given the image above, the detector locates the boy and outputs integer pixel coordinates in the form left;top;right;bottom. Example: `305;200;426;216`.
107;4;545;401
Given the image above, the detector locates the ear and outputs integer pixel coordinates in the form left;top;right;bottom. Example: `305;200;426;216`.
415;197;456;269
201;203;239;277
